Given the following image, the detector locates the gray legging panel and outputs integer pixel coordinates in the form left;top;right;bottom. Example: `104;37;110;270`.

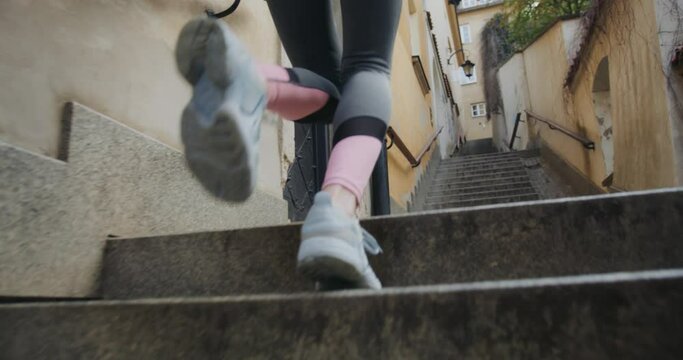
266;0;402;145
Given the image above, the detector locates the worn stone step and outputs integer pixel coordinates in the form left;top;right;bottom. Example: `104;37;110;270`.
446;149;539;162
426;186;538;203
433;169;529;183
441;156;521;168
98;188;683;299
429;175;532;191
427;181;534;198
446;151;520;163
425;193;540;209
2;270;682;359
437;159;524;172
436;163;526;177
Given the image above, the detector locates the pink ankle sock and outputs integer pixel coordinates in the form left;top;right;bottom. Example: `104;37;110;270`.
257;64;330;121
322;136;383;203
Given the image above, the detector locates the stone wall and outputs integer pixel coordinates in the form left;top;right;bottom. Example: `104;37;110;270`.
0;103;287;297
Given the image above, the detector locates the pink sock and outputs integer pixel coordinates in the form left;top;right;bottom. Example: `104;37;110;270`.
257;64;330;121
322;136;383;203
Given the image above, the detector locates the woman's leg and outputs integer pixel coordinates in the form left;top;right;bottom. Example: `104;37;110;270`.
297;0;402;290
322;0;402;215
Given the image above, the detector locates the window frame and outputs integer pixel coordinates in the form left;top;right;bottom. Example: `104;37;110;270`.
459;24;471;44
471;103;487;118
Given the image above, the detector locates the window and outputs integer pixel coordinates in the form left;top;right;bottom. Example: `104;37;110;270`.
471;103;487;117
459;24;471;44
457;66;477;85
460;0;497;9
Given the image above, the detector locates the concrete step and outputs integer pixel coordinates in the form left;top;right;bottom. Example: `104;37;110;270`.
437;159;524;172
427;181;534;198
2;270;682;359
432;169;529;183
98;188;683;299
436;163;526;177
429;175;532;191
425;193;540;209
426;186;538;203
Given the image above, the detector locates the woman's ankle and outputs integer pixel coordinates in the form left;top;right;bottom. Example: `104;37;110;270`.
321;185;358;218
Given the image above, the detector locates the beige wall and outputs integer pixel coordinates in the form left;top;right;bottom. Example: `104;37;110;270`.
386;0;437;209
503;0;679;191
453;3;502;140
568;0;676;190
0;0;291;198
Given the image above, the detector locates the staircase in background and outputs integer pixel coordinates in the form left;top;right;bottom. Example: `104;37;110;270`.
2;184;683;358
421;150;564;210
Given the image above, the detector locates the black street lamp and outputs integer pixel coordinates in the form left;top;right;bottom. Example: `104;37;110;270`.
461;59;476;78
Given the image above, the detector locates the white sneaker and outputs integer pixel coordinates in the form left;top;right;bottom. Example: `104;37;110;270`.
175;16;266;202
298;192;383;290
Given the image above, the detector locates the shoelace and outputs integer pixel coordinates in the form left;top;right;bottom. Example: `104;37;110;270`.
361;229;383;255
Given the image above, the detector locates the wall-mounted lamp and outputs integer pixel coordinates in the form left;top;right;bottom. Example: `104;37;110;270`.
461;59;476;78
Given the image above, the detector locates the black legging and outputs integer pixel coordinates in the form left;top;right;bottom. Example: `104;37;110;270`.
266;0;402;146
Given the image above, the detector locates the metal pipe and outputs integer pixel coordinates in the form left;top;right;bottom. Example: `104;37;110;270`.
371;141;391;216
509;112;522;149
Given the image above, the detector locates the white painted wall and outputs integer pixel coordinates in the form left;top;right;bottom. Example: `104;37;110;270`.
497;53;531;150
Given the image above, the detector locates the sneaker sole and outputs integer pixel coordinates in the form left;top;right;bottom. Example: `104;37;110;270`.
297;237;371;290
176;17;256;202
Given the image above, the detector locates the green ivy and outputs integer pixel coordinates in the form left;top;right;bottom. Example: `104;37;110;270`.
504;0;592;49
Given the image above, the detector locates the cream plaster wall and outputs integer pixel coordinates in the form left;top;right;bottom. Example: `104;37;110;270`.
387;1;436;209
507;1;678;191
568;0;676;190
453;3;502;140
0;0;290;198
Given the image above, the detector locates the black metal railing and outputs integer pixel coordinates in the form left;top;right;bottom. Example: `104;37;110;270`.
525;110;595;150
509;112;524;149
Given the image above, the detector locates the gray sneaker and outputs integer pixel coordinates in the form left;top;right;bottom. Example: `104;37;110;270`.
175;16;266;202
297;192;383;290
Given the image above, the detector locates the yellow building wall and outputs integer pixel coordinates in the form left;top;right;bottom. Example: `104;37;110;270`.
454;4;503;140
568;0;676;190
386;1;436;209
524;0;676;190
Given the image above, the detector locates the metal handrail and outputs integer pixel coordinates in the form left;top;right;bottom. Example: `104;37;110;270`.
386;126;444;168
525;110;595;150
206;0;241;18
509;112;523;149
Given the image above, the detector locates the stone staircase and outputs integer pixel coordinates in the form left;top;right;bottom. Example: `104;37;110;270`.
423;150;560;210
2;187;683;358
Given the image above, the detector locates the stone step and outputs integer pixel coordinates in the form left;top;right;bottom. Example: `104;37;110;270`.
441;155;521;168
445;149;539;162
99;188;683;299
437;159;524;172
2;270;682;359
427;181;534;198
445;151;520;163
429;175;532;191
436;163;526;177
432;169;529;183
425;193;540;209
426;186;538;203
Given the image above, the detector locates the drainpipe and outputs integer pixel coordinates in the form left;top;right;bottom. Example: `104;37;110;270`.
371;140;391;216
